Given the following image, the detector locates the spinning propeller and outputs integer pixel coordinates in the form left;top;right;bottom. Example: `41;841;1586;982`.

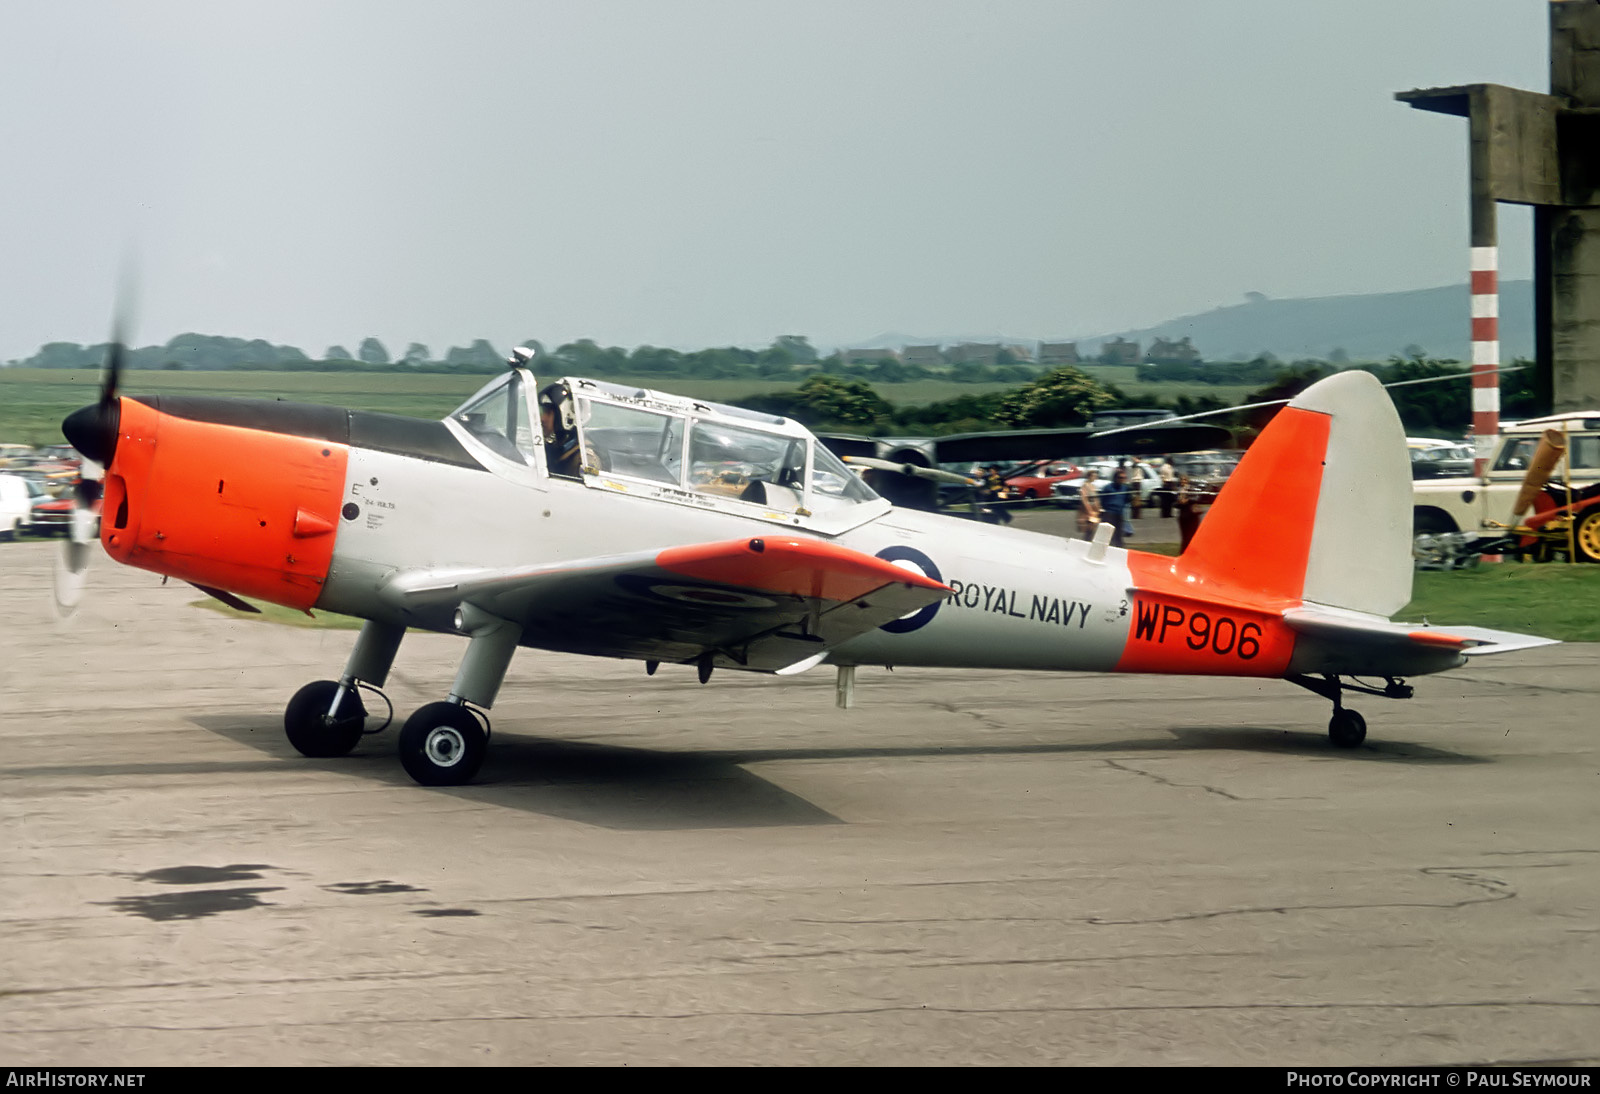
55;329;125;615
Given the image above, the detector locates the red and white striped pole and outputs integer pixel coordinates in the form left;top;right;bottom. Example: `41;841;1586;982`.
1469;246;1500;475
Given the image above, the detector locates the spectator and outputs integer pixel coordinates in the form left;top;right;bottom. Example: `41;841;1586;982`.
1076;469;1101;540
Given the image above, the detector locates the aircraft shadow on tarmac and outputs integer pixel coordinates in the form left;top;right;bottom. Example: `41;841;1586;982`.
175;713;1485;832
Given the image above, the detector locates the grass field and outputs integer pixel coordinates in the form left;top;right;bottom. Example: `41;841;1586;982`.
0;367;1258;446
1401;563;1600;642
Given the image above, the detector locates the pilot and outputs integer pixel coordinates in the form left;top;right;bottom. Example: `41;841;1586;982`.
539;385;582;478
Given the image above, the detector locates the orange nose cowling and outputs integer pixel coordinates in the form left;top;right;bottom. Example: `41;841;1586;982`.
103;399;349;610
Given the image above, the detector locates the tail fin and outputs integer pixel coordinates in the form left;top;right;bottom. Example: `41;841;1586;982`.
1183;370;1412;617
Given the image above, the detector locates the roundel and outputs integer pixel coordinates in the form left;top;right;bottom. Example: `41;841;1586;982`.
874;545;942;634
651;584;777;610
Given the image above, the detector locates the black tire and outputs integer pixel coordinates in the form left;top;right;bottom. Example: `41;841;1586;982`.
1412;508;1456;535
284;680;367;758
1329;708;1367;749
398;702;487;786
1573;508;1600;564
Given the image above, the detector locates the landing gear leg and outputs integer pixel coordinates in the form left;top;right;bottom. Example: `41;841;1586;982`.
398;606;521;787
1286;674;1411;749
283;620;405;758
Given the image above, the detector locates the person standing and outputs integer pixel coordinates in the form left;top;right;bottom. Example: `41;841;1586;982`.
1099;468;1133;548
979;465;1013;524
1157;459;1177;518
1176;473;1207;552
1076;469;1101;540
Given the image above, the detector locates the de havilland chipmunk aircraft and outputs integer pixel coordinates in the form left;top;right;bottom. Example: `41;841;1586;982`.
58;346;1556;786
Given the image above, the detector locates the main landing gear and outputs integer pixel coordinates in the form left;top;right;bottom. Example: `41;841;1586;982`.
282;609;523;787
1286;674;1413;749
397;702;488;787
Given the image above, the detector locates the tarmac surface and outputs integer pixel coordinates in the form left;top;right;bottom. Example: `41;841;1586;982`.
1;529;1596;1067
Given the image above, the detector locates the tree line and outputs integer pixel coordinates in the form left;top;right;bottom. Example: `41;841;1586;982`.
7;332;1289;388
730;355;1536;440
5;331;1523;438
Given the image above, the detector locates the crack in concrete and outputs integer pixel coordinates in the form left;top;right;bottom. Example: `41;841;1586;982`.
1086;865;1515;926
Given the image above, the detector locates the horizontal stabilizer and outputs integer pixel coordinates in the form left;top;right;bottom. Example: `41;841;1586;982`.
1284;604;1558;675
1432;625;1564;657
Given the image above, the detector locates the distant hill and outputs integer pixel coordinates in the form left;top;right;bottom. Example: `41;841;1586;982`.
847;281;1535;363
1081;281;1534;363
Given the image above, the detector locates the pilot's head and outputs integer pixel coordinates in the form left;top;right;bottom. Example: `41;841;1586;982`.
538;385;572;441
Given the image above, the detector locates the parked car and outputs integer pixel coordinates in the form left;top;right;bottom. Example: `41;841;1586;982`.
1407;438;1474;479
1002;460;1081;500
25;477;74;535
1412;411;1600;562
0;473;31;539
1168;451;1240;485
1052;460;1160;509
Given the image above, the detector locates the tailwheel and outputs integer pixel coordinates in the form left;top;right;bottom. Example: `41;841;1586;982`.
284;680;367;758
399;701;487;786
1328;708;1367;749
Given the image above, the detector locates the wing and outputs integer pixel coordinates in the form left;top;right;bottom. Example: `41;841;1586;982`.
927;423;1234;463
383;535;950;672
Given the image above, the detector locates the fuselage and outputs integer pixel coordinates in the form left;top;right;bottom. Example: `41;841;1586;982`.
68;367;1468;687
81;388;1300;680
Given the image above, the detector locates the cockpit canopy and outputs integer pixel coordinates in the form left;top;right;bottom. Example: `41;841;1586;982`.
448;371;886;533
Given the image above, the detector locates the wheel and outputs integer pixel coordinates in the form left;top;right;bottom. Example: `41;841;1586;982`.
398;702;487;786
1574;508;1600;564
284;680;367;758
1328;708;1367;749
1412;508;1456;535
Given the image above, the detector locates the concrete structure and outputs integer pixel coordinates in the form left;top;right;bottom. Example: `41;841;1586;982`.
1398;0;1600;419
902;345;946;368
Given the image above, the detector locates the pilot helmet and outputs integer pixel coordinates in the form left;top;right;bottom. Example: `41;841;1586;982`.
538;384;575;437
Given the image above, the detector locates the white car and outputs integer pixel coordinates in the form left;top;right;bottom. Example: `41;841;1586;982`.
1411;413;1600;543
1051;461;1160;508
0;473;34;539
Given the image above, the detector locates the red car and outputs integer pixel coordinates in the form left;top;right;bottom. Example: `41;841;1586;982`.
27;479;75;534
1002;460;1080;500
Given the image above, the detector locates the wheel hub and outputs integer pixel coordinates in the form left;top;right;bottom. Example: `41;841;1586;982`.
424;726;466;767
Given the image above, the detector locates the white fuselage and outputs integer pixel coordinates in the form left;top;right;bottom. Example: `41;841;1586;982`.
317;441;1138;673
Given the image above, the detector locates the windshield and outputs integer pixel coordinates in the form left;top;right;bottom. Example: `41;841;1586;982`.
451;373;537;464
810;442;877;505
574;392;879;515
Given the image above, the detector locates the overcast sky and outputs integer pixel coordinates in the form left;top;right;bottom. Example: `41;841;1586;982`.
0;0;1556;361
